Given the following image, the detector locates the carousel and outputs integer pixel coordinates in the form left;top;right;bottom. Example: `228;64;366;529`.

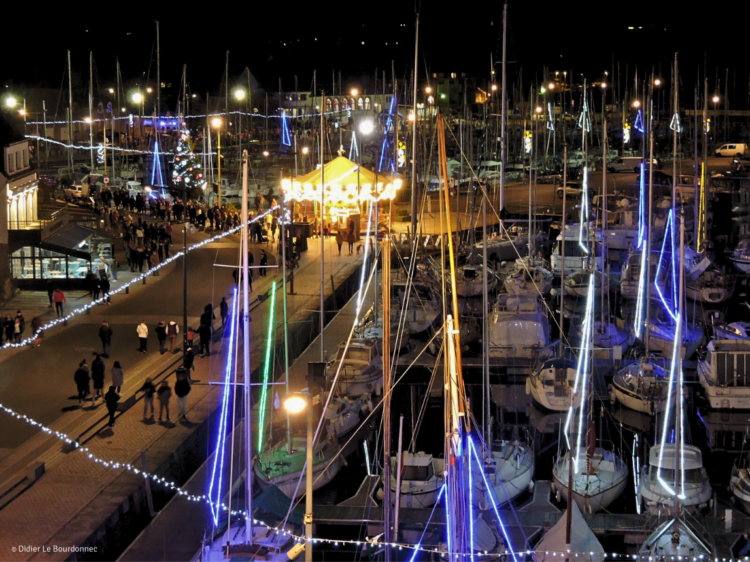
281;156;402;236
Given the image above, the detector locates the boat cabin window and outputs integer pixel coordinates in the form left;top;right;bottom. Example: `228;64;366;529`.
403;463;433;481
648;466;704;483
463;268;478;279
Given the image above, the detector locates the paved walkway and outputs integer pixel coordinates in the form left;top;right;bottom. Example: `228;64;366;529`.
0;226;363;561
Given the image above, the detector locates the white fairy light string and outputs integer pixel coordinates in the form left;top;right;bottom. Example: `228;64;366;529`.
1;207;276;351
24;136;215;157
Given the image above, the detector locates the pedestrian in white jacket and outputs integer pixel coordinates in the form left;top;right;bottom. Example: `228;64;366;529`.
137;320;148;353
167;320;180;354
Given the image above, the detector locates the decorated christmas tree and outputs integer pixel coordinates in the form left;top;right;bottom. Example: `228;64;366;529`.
172;129;204;191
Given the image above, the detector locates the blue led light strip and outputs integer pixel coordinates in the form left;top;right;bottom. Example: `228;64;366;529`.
634;109;645;133
654;210;678;322
378;96;397;173
578;167;590;254
349;130;359;160
468;437;519;562
280;111;292;147
355;200;374;316
656;316;681;497
208;287;239;525
469;434;475;562
408;484;446;562
634;247;648;339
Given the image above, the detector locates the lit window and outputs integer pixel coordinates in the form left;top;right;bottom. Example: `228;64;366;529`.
364;98;371;110
334;98;339;112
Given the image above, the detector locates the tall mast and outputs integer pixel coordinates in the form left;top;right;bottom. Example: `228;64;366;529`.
675;206;685;508
67;50;73;171
672;53;680;216
410;14;419;239
499;2;508;212
225;51;230;121
89;52;94;171
319;91;326;361
382;237;392;562
645;80;653;354
240;150;254;542
156;21;160;119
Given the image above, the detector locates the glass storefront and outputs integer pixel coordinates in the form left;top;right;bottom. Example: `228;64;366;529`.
10;246;91;281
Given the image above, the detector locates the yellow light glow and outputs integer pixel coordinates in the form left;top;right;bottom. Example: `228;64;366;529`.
281;178;404;204
108;88;115;94
132;92;143;104
146;87;153;93
350;88;358;96
491;84;498;91
18;109;27;116
425;86;432;94
234;89;246;100
601;82;607;89
712;95;720;103
408;113;415;121
302;147;309;155
283;395;307;414
84;117;92;123
548;83;555;90
654;79;662;86
535;106;543;113
211;117;222;128
359;120;374;135
633;100;641;108
263;150;270;157
5;97;17;108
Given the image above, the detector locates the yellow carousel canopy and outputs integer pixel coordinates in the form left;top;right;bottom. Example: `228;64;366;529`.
281;156;402;205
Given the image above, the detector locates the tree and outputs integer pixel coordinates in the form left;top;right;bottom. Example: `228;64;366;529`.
172;129;204;192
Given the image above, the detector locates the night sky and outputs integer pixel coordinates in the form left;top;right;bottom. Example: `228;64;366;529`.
3;3;749;107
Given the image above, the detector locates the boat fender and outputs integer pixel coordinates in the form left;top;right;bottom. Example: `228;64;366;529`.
528;481;535;493
556;488;561;503
525;378;531;395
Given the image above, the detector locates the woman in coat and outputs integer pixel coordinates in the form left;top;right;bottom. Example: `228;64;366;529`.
111;361;124;392
3;314;13;344
157;380;172;422
91;354;106;403
74;360;90;406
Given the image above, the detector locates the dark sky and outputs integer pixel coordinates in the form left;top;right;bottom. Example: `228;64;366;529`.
3;3;749;108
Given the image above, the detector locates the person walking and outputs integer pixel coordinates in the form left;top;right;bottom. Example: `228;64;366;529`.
157;380;172;422
111;361;124;393
259;250;268;277
167;320;180;353
104;386;120;427
155;321;167;354
220;298;228;327
175;370;191;421
347;229;355;255
335;230;344;256
91;354;105;404
30;316;43;347
100;276;111;304
53;288;67;318
198;322;211;358
137;320;148;353
13;316;23;344
47;281;55;308
74;360;91;406
139;377;156;419
98;321;113;357
3;314;13;345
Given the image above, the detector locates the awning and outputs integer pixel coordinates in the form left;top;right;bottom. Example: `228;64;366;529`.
45;224;95;250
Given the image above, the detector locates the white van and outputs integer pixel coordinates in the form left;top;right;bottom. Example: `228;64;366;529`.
715;143;749;157
607;156;659;173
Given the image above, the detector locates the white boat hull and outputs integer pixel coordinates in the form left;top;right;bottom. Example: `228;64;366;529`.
254;454;343;499
552;448;628;513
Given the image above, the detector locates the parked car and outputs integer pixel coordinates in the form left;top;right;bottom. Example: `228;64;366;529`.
715;143;749;157
607;156;660;173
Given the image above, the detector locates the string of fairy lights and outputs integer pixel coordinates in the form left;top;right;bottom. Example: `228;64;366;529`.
24;107;352;126
24;135;215;157
0;207;276;351
0;394;739;562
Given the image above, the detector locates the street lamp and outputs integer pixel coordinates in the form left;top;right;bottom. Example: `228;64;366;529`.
633;100;641;108
283;392;314;562
350;88;358;97
212;117;223;204
146;87;153;94
491;84;498;92
234;88;246;101
654;79;662;87
712;95;720;104
425;86;432;94
548;82;556;90
359;120;374;135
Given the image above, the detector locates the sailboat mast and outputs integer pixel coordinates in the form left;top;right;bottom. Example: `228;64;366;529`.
67;50;73;171
674;52;685;508
410;14;419;239
89;51;94;171
559;144;567;356
499;1;507;212
241;150;254;542
319;91;326;362
672;53;680;215
645;81;653;354
156;21;160;121
482;183;490;440
382;244;392;561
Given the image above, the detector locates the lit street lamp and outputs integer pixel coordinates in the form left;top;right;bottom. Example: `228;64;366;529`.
283;392;314;562
234;88;246;101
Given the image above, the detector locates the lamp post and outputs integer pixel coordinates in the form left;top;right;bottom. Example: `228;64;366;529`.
212;117;223;205
283;392;314;562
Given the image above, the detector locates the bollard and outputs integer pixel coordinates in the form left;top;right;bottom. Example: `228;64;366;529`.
143;276;147;285
126;286;129;294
